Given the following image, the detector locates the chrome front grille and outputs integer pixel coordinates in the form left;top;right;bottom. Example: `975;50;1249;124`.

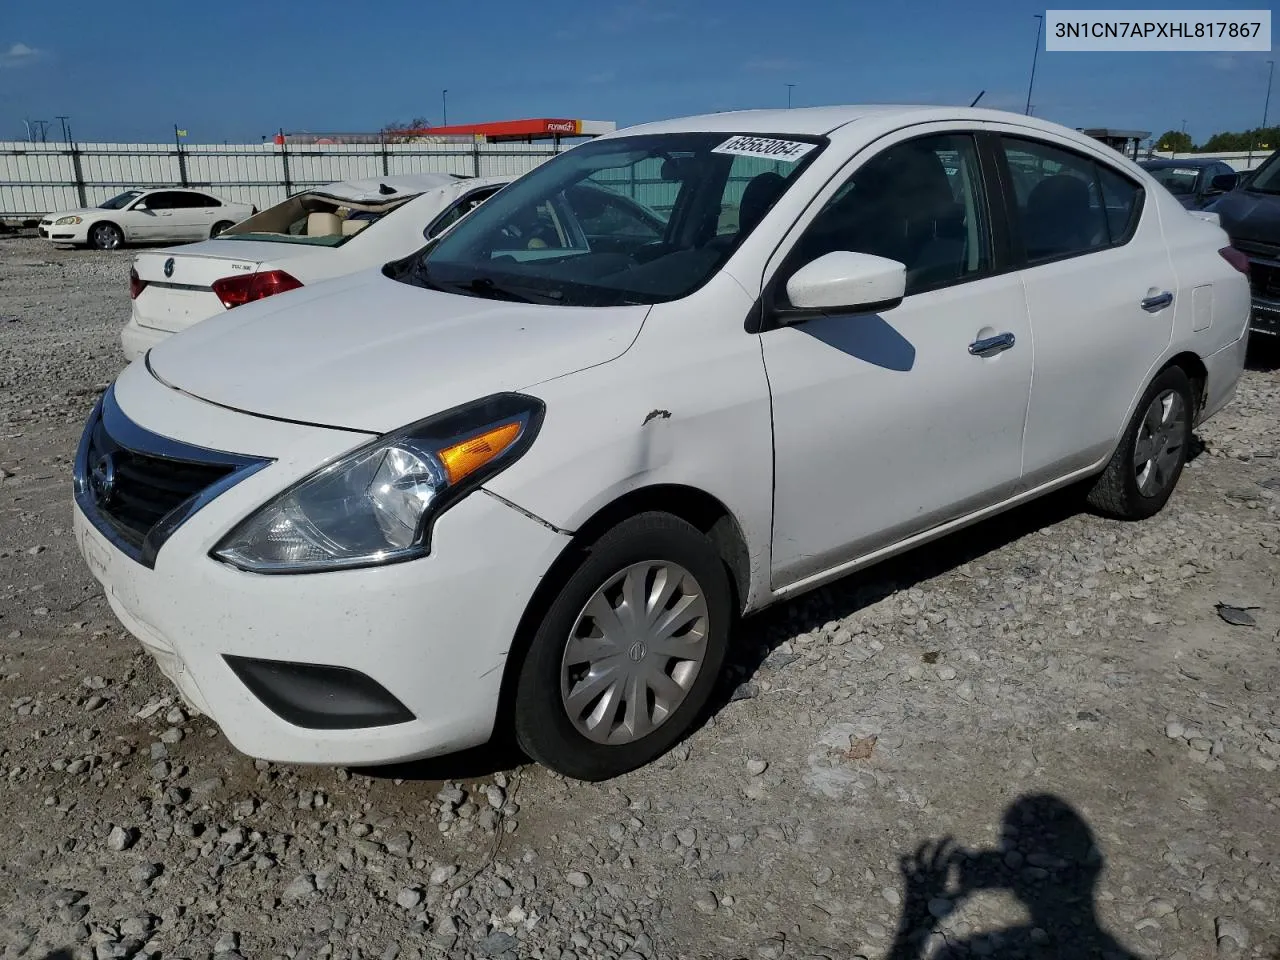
74;386;270;567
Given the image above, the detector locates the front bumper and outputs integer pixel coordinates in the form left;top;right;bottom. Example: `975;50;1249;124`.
73;370;570;765
40;222;89;243
1250;295;1279;336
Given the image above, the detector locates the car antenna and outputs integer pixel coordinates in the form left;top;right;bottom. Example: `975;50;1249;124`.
969;90;986;107
378;183;396;195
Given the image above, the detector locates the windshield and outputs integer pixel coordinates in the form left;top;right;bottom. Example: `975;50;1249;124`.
99;190;143;210
1145;165;1199;196
394;132;825;307
1246;151;1280;195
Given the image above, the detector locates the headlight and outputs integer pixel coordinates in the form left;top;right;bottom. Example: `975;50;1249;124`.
212;393;544;573
55;215;83;225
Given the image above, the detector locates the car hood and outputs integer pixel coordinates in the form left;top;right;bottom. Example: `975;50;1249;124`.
1209;190;1280;245
145;269;647;433
43;208;104;220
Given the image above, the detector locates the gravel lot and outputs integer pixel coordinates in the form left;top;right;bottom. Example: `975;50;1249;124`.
1;236;1278;960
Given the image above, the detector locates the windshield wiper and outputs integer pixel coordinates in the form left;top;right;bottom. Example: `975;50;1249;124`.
457;276;563;305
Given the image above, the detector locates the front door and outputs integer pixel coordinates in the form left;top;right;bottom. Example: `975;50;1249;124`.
760;130;1034;587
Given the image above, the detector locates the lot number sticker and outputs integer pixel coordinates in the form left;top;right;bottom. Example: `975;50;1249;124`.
712;136;817;162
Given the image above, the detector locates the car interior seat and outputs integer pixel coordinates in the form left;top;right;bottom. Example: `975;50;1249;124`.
1024;174;1095;260
307;212;343;237
341;218;370;236
737;172;788;240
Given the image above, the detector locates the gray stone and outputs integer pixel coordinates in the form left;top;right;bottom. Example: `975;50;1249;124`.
106;826;136;852
566;870;592;888
395;887;422;909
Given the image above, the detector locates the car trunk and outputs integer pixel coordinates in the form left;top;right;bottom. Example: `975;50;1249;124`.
131;241;315;334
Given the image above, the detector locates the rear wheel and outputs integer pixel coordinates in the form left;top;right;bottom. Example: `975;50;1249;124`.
89;222;123;251
210;220;234;238
1086;365;1193;520
514;512;732;781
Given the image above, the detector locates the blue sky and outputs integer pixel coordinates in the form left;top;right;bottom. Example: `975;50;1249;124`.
0;0;1273;144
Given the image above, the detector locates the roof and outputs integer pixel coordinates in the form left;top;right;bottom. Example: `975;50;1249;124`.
606;105;1104;140
308;173;464;203
393;119;617;141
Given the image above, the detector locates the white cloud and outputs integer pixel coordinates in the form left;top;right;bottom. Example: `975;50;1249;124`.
1;42;46;68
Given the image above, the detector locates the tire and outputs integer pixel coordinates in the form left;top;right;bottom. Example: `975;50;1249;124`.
210;220;234;238
89;222;123;251
514;512;732;781
1086;365;1193;520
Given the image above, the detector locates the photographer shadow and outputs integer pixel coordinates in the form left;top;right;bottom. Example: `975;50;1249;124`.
886;794;1140;960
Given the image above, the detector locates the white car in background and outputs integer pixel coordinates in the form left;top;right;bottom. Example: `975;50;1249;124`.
75;106;1249;781
120;173;511;360
40;189;254;250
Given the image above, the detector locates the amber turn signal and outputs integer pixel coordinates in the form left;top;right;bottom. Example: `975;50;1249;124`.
437;422;523;485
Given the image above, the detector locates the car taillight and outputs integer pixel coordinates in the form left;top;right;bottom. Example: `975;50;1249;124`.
129;267;146;300
1219;246;1250;276
210;270;303;309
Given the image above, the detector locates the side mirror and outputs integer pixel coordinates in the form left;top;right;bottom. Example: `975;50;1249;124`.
783;251;906;316
1208;172;1239;193
133;202;150;212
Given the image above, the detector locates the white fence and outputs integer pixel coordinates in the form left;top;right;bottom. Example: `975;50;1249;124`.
0;140;567;219
1146;149;1273;171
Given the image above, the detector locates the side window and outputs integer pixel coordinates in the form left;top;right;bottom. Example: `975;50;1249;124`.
138;192;169;210
789;133;992;297
1000;137;1141;262
190;193;221;208
1095;164;1141;244
426;188;502;239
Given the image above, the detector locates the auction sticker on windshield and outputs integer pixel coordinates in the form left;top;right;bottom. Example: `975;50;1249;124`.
712;136;817;161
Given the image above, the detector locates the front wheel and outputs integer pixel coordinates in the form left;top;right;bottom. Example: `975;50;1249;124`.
89;222;123;251
210;220;234;238
514;512;732;781
1086;365;1193;520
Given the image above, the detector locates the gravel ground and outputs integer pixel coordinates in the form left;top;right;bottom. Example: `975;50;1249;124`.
1;236;1278;960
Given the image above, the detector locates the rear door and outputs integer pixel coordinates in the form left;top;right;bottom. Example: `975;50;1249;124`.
994;130;1175;487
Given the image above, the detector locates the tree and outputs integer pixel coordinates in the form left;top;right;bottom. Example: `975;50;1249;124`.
1155;130;1192;153
380;117;430;142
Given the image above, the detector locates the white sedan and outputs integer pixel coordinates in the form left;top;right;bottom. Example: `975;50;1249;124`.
40;189;254;250
120;173;512;361
74;106;1250;781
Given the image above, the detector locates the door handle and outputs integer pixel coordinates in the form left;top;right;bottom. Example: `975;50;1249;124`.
968;332;1016;357
1141;291;1173;312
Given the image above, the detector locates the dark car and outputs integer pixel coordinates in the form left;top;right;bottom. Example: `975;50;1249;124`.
1139;157;1241;210
1208;150;1280;337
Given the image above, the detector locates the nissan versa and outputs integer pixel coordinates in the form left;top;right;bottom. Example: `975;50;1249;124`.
73;106;1250;781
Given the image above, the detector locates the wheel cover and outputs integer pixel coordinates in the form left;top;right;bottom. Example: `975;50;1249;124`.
560;561;709;745
1133;388;1186;498
93;224;119;249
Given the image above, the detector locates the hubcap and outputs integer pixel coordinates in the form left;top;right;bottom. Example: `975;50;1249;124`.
94;225;119;249
1133;388;1186;498
560;561;709;745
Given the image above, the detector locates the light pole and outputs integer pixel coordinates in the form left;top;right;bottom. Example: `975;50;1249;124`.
1025;14;1043;116
1247;60;1274;167
785;83;795;109
442;89;448;127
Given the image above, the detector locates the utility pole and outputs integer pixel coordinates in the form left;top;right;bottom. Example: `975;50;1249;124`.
785;83;795;109
1247;60;1274;168
1025;14;1043;116
442;89;449;127
56;115;69;143
22;118;32;142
